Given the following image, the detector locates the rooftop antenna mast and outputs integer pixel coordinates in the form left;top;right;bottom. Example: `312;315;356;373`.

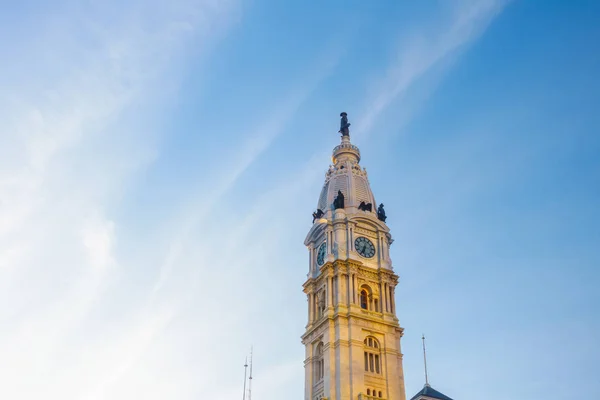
248;346;254;400
242;356;248;400
422;334;430;387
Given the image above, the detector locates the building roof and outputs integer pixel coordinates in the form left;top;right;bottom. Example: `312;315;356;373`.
409;384;454;400
316;135;377;216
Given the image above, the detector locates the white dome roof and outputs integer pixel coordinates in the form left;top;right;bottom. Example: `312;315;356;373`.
317;136;377;215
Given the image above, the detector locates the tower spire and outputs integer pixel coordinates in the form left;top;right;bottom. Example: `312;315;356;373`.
422;334;430;387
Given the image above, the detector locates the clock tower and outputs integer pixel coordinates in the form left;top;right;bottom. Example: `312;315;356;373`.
302;115;406;400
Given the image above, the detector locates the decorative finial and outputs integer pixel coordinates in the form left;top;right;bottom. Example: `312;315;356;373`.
422;334;430;387
339;112;350;137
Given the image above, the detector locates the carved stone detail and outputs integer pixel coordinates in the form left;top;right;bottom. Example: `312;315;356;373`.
358;268;379;281
354;226;379;239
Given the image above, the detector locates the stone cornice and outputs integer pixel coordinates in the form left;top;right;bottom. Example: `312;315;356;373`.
333;261;349;275
304;222;328;246
301;314;332;340
303;279;315;293
308;263;399;289
330;339;351;349
308;307;403;331
319;263;334;277
347;313;402;330
351;215;390;233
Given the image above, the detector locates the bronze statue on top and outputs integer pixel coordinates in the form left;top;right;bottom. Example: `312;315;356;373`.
339;112;351;137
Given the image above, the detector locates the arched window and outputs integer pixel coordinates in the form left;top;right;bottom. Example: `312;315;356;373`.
360;289;368;309
314;342;324;382
360;284;373;310
367;389;371;395
363;336;381;374
379;391;383;397
316;290;326;318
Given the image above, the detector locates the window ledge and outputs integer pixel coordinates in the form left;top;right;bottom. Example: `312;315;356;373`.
360;309;383;317
358;394;387;400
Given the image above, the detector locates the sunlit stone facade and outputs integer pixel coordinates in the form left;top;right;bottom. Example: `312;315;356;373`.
302;134;406;400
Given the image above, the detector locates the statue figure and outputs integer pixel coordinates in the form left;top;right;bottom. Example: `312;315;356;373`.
358;201;372;212
333;190;345;209
339;112;351;137
377;203;387;222
312;209;324;223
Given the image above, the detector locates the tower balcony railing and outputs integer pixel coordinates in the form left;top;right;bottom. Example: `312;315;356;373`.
332;142;360;155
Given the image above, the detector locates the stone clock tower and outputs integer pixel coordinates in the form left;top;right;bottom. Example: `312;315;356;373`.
302;115;406;400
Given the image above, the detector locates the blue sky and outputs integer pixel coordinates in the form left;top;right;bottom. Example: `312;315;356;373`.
1;0;599;399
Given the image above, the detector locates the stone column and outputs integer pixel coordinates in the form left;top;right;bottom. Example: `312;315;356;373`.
333;208;347;258
384;238;389;260
328;276;333;307
346;225;351;258
308;293;313;323
339;273;345;305
305;345;313;400
378;282;383;312
345;274;350;307
350;274;354;304
381;283;386;312
387;283;391;312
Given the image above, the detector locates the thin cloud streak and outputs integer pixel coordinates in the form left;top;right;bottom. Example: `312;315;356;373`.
230;3;510;394
0;1;239;399
151;36;348;296
354;0;509;140
76;30;351;400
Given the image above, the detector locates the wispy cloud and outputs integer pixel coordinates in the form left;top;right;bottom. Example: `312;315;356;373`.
354;0;509;140
0;1;238;399
151;35;347;296
0;1;514;399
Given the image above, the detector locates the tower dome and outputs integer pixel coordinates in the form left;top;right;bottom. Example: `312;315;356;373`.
316;135;377;217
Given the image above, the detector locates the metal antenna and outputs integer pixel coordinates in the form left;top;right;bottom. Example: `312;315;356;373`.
242;356;248;400
422;334;430;386
248;346;253;400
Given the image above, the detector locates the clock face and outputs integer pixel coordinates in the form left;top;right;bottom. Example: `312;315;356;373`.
317;242;327;266
354;237;375;258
